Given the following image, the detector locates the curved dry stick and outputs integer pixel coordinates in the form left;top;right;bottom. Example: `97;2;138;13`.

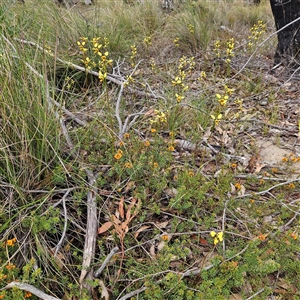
236;178;300;199
94;246;119;278
54;189;71;256
1;282;60;300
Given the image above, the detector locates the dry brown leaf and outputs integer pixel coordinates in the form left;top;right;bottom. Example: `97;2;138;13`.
276;277;297;291
254;163;267;173
53;251;66;270
125;198;135;224
134;225;150;239
246;154;260;173
112;215;122;225
144;108;155;116
150;244;156;258
124;181;136;193
229;294;243;300
199;238;209;246
98;221;114;235
155;221;169;229
119;197;125;219
111;198;141;243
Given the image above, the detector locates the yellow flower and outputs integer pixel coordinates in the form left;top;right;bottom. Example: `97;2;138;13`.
198;71;206;80
99;71;107;82
6;238;17;246
188;24;195;34
124;162;133;169
182;84;189;92
152;162;159;168
167;145;175;151
124;75;134;87
224;85;235;95
288;183;295;189
6;263;16;271
150;128;157;133
24;292;32;298
217;94;228;106
114;149;123;160
290;232;298;240
235;183;242;190
258;233;267;241
210;231;223;245
143;36;152;46
144;140;150;147
188;171;194;177
173;37;180;47
161;234;169;241
82;57;92;69
172;77;182;86
211;114;222;125
176;93;185;103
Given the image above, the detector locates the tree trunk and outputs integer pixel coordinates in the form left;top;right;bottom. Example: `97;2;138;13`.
270;0;300;70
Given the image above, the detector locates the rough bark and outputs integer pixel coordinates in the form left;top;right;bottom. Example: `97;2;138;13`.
270;0;300;69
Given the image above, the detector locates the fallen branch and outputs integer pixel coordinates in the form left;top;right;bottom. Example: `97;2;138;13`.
79;169;99;288
278;209;300;232
14;38;124;86
1;282;60;300
236;178;300;199
13;37;165;100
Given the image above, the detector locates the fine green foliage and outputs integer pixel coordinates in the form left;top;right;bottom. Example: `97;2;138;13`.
1;0;300;300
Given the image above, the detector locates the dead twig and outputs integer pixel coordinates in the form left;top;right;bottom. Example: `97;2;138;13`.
114;62;146;139
79;169;99;288
115;83;145;139
278;209;300;232
245;288;265;300
1;282;60;300
94;246;120;278
54;189;71;256
236;178;300;199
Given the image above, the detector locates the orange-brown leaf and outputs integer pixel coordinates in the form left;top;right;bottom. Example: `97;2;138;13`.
134;225;150;239
98;221;113;234
119;196;125;219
